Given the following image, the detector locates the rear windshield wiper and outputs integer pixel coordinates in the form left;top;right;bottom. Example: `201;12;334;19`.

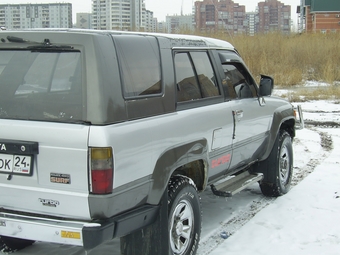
6;36;73;50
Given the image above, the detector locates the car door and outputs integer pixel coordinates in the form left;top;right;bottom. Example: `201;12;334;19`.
173;50;234;180
218;52;272;171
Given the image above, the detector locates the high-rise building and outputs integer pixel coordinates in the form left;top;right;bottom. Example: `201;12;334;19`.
145;10;156;32
246;12;259;36
257;0;291;34
92;0;146;31
194;0;247;34
0;3;72;29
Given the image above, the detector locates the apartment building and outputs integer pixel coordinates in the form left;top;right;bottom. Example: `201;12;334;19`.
92;0;148;31
300;0;340;33
194;0;247;34
246;12;259;36
157;21;167;33
166;14;194;33
0;3;72;29
145;10;156;32
257;0;291;34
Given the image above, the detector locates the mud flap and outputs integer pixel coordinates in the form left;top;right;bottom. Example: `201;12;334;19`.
120;189;169;255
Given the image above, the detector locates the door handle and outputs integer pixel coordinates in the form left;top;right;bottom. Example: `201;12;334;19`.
234;110;243;121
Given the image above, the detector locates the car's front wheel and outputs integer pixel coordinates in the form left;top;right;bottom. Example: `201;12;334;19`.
259;130;293;197
168;175;201;255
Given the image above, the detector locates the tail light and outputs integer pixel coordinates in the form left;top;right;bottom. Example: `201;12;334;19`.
90;147;113;194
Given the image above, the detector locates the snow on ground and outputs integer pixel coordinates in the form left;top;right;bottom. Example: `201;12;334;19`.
9;97;340;255
208;128;340;255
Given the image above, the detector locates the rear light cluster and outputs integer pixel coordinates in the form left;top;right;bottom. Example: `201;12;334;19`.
89;147;113;194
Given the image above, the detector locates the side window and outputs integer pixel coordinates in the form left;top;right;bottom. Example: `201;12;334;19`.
222;63;257;99
190;52;219;98
175;53;202;102
174;51;220;103
114;35;161;98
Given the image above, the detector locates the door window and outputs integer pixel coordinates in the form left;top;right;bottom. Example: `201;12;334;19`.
174;51;220;103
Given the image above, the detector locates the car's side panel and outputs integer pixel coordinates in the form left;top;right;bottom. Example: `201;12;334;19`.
87;101;234;216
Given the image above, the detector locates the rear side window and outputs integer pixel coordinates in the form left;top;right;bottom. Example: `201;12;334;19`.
114;35;161;98
0;50;83;122
174;51;220;103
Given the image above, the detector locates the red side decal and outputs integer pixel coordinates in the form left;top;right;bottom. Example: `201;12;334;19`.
211;154;231;169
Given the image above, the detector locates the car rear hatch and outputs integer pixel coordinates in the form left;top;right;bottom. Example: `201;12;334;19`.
0;42;92;220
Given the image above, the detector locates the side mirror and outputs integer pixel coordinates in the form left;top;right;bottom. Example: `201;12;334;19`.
259;75;274;97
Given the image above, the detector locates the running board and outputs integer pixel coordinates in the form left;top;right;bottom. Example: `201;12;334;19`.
211;172;263;197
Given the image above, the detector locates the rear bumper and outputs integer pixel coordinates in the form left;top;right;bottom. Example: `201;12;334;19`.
0;205;159;250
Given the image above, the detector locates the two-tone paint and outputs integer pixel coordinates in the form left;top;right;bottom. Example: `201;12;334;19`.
0;30;295;249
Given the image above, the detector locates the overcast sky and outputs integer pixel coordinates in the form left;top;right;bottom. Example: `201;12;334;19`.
0;0;299;23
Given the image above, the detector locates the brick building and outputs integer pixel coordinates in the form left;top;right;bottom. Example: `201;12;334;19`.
257;0;291;34
194;0;247;34
300;0;340;33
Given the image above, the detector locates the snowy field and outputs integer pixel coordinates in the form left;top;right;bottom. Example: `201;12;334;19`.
7;94;340;255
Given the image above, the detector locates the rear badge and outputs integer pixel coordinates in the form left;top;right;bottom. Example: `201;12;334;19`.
39;198;60;207
50;173;71;184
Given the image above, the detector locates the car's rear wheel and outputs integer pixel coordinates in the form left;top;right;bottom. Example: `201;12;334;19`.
0;236;34;253
168;175;201;255
259;130;293;197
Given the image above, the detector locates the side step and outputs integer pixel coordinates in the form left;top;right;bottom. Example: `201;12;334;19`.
211;171;263;197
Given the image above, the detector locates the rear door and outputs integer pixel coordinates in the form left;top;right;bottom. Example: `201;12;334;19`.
0;47;91;219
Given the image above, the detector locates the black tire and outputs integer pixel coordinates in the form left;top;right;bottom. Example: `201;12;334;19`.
259;130;293;197
0;236;34;253
168;175;201;255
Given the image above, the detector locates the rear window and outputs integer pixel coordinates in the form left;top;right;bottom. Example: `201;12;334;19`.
0;50;83;123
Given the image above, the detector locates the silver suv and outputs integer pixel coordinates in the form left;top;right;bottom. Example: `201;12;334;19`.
0;30;297;255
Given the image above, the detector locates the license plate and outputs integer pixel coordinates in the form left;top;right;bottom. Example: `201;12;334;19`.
0;153;32;175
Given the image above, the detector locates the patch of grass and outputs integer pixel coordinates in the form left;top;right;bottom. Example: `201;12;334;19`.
179;30;340;87
231;32;340;87
278;85;340;102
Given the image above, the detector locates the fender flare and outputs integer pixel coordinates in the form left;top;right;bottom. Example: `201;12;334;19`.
147;139;208;205
259;106;295;161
